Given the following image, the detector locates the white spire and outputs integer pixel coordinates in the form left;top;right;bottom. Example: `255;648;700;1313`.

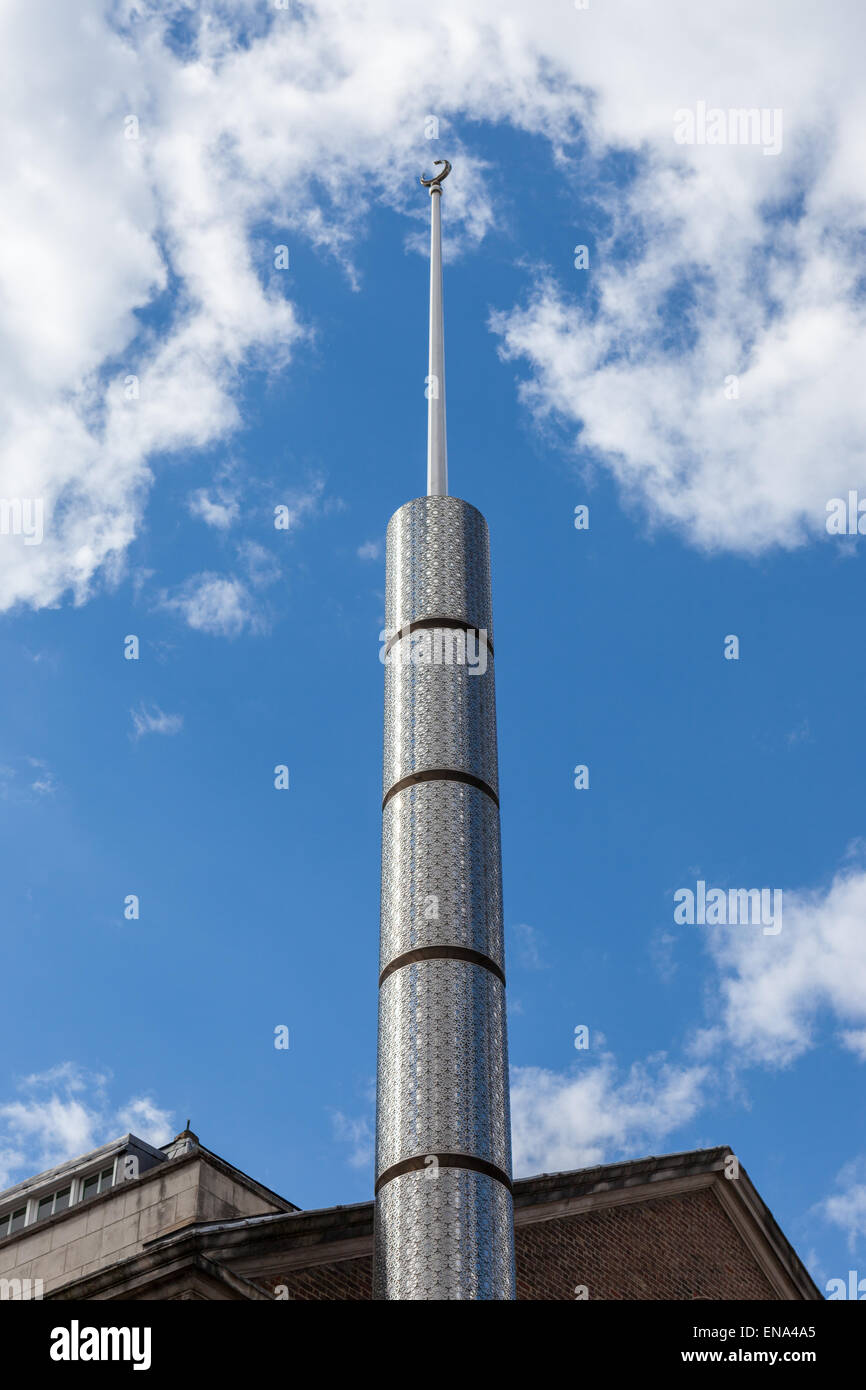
420;160;451;496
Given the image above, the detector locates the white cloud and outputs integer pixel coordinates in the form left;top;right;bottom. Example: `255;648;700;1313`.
26;757;57;795
114;1097;176;1142
160;572;260;638
160;529;283;637
0;0;303;615
0;756;58;801
130;703;183;739
840;1029;866;1062
818;1158;866;1253
188;486;240;530
510;1053;707;1177
0;1063;173;1189
488;0;866;553
0;0;863;628
277;478;332;532
237;539;281;590
331;1109;374;1171
692;864;866;1067
357;540;381;561
330;1077;376;1172
510;922;547;971
512;857;866;1178
18;1062;99;1094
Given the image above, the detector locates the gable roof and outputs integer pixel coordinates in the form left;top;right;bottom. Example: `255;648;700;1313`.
47;1143;821;1301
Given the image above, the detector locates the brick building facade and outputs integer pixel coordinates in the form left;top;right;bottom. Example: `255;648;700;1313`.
0;1129;819;1300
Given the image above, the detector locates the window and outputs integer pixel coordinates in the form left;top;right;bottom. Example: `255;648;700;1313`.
0;1205;29;1237
0;1206;29;1239
80;1167;114;1202
34;1186;72;1222
1;1160;118;1234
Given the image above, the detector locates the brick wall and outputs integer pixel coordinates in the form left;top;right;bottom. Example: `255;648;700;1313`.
516;1188;778;1300
263;1259;372;1301
260;1187;778;1300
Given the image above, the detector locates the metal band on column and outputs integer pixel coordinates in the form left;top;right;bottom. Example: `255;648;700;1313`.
374;495;516;1300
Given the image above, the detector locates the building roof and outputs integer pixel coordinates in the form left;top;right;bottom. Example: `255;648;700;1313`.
0;1134;821;1301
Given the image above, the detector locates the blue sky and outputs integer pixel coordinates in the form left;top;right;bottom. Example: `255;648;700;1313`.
1;0;865;1297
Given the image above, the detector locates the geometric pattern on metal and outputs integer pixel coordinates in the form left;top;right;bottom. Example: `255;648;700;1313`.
385;495;493;641
379;945;505;989
376;959;512;1177
380;779;504;973
374;1151;513;1195
383;643;498;794
376;494;515;1298
373;1166;516;1300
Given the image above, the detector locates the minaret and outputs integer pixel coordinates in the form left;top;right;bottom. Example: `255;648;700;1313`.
373;160;516;1300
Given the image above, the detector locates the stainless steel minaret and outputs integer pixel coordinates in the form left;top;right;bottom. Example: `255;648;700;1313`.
373;161;516;1300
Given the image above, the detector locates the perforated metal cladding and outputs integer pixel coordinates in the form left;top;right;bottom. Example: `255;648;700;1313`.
374;1167;515;1300
376;494;515;1299
376;959;511;1175
383;639;498;793
380;781;504;972
385;496;493;638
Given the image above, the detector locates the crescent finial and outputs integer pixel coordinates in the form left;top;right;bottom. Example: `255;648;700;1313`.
420;159;451;189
